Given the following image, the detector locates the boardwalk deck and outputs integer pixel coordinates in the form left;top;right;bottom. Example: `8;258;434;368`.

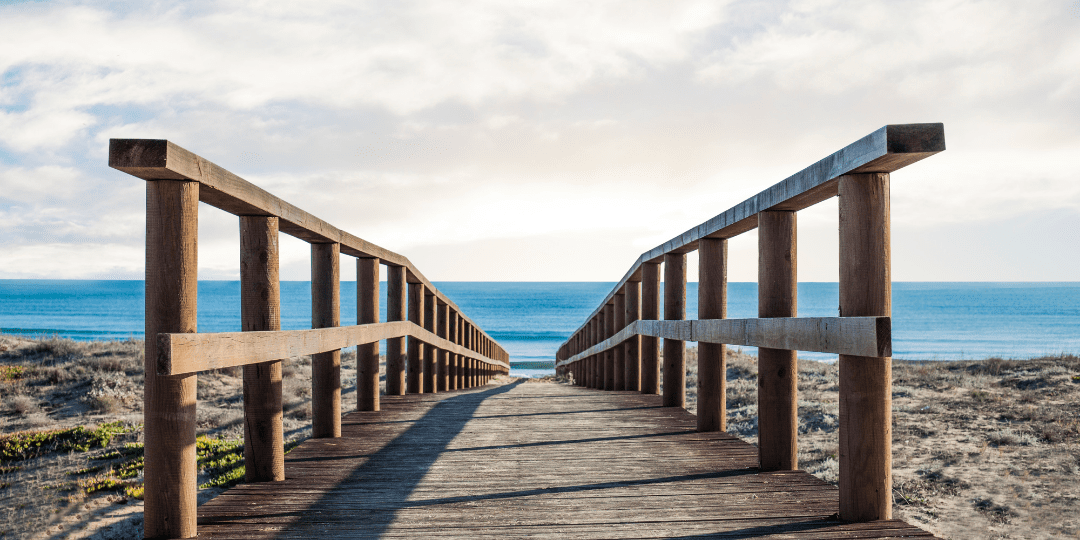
198;380;937;539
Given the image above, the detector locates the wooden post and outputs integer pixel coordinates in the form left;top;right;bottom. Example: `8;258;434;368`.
624;280;641;391
385;265;406;395
758;211;798;470
448;311;459;391
437;302;449;391
603;304;615;390
407;282;424;393
641;261;661;394
357;257;380;412
838;172;892;521
591;318;600;389
613;293;626;391
240;216;284;482
144;179;198;539
424;292;436;393
698;237;728;432
311;242;341;439
663;253;686;408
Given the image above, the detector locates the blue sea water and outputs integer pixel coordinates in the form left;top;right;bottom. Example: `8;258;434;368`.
1;281;1077;376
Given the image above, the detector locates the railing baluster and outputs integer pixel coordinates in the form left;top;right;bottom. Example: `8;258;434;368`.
758;211;798;469
357;257;380;411
662;253;686;407
697;237;727;432
624;280;641;391
448;310;459;391
641;261;661;395
241;215;285;480
614;292;626;391
603;303;615;390
838;172;893;521
385;265;407;395
437;301;449;391
311;242;341;438
424;291;436;393
144;178;199;539
407;282;424;393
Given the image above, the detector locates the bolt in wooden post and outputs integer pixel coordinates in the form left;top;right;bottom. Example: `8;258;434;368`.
424;292;436;393
357;257;380;411
698;237;728;433
613;293;626;391
144;179;198;539
624;280;641;391
641;261;661;394
758;211;798;470
663;253;686;408
437;302;449;391
407;282;424;393
603;303;615;390
839;172;893;521
311;242;341;439
385;265;407;396
240;216;284;482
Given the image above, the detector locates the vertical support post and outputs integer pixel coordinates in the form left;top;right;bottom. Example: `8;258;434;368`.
838;172;892;521
448;311;459;391
758;211;798;470
407;282;424;393
641;261;661;394
663;253;686;408
613;293;626;391
144;179;198;539
698;237;728;432
357;257;380;411
385;265;406;395
311;242;341;439
240;216;284;482
603;304;615;390
424;292;436;393
437;302;449;391
624;280;641;391
591;319;600;388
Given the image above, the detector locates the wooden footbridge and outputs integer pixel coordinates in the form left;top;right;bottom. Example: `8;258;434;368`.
109;123;945;539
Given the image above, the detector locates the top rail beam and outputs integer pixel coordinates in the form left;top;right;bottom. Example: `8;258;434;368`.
558;123;943;356
108;139;504;355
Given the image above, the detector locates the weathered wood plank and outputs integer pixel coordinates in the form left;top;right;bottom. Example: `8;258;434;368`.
160;322;509;375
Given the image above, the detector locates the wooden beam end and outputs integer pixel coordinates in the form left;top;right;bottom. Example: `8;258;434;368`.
876;316;892;357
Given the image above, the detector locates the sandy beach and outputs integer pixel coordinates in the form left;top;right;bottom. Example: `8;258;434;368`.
2;334;1078;539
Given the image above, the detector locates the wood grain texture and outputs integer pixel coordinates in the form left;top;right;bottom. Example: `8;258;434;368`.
437;303;449;392
640;262;661;395
424;293;437;394
240;216;284;483
624;281;641;392
357;257;380;412
698;237;727;433
195;381;938;539
554;317;890;368
311;243;341;439
108;139;506;361
448;312;459;391
408;283;425;394
838;173;893;522
143;179;199;539
385;265;407;396
614;293;626;391
552;124;943;351
758;211;798;471
663;253;686;408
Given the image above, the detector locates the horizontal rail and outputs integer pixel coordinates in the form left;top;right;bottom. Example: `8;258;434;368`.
557;317;890;367
108;139;503;356
559;123;943;355
160;322;510;376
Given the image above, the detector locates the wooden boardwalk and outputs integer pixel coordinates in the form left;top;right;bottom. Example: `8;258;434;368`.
198;380;937;539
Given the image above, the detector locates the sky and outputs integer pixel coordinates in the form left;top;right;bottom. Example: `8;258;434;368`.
1;0;1078;283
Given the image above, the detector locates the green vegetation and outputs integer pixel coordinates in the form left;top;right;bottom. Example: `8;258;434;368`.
0;365;26;382
0;422;131;463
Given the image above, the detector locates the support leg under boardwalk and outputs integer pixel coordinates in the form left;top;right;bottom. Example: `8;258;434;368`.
196;381;937;539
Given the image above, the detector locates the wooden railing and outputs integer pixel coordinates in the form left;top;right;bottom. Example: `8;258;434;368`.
554;123;946;522
109;140;509;539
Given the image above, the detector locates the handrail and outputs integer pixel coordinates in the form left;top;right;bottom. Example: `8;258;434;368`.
109;139;509;539
160;321;510;376
555;123;945;524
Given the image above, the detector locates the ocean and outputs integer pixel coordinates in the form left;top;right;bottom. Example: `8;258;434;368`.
1;280;1077;377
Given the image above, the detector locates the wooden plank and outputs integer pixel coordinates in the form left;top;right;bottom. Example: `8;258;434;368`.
838;172;893;521
143;179;198;539
160;322;508;375
758;211;797;471
108;139;506;360
240;215;284;481
556;124;944;348
556;317;890;368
